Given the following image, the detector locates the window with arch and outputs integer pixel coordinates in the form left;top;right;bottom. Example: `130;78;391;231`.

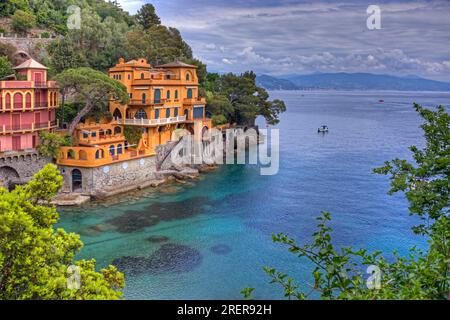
184;109;189;120
166;108;171;118
135;109;147;119
174;107;179;117
175;90;179;100
117;144;123;155
109;145;115;156
166;90;171;100
154;89;161;103
141;73;145;80
114;126;122;135
155;109;160;119
79;150;87;160
187;89;193;99
13;93;23;109
106;129;112;135
95;149;104;159
25;93;32;109
186;72;191;81
113;108;122;119
142;93;146;103
5;93;11;109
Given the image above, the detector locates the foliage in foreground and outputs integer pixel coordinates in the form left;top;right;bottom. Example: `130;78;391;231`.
0;164;124;299
243;104;449;299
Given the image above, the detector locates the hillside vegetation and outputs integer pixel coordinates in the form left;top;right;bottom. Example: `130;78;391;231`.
0;1;286;126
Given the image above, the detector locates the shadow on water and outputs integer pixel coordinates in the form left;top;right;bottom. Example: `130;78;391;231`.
112;243;202;276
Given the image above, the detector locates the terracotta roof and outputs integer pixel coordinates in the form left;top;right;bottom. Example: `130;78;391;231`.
13;58;48;70
157;61;197;68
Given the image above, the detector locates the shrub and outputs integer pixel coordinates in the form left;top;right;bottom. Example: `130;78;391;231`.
12;10;37;33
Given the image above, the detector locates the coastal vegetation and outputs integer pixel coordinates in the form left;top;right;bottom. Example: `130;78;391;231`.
0;164;124;299
244;104;449;299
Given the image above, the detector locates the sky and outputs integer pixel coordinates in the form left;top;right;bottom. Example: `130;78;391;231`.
116;0;450;81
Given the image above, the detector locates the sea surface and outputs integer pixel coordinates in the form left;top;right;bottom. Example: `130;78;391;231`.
57;90;450;299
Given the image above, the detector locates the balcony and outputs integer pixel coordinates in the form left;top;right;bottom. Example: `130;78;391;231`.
117;115;187;127
1;120;58;134
183;97;206;105
57;146;155;168
128;99;167;106
34;81;47;88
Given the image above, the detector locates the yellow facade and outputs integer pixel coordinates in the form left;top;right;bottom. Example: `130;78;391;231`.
57;58;212;168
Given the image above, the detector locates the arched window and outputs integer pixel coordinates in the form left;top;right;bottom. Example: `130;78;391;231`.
113;108;122;119
174;108;179;117
106;129;112;135
79;150;87;160
13;93;22;109
184;109;189;120
141;73;145;80
109;145;115;156
166;90;171;100
154;89;161;103
166;108;171;118
25;93;32;109
117;144;123;155
186;72;191;81
135;109;147;119
95;149;104;159
5;93;11;110
155;109;160;119
187;89;193;99
142;93;147;104
175;90;179;100
68;149;76;159
114;126;122;135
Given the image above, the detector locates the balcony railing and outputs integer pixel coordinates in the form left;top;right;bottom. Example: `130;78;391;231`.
1;120;58;134
183;97;206;105
117;115;187;127
34;81;47;88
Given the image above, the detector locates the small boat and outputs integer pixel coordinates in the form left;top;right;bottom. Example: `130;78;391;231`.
318;125;329;133
379;99;385;103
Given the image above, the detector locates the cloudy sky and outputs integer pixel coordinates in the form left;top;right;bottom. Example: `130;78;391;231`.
117;0;450;81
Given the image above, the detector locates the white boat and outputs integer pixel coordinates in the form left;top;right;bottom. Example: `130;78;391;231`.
318;125;329;133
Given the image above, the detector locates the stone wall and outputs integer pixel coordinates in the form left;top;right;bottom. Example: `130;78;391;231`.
58;155;163;199
0;150;50;188
0;34;56;53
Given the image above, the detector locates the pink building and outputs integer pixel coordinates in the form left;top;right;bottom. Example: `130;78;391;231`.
0;59;59;153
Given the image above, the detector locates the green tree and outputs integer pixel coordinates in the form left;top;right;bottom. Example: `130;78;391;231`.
0;43;17;61
55;67;129;134
11;10;37;33
0;56;13;80
37;131;71;159
245;104;449;300
0;164;125;299
206;72;286;125
136;3;161;29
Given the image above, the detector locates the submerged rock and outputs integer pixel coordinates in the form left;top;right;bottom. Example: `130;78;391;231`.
112;243;202;275
106;196;210;233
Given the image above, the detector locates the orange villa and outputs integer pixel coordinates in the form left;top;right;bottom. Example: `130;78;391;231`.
57;58;212;195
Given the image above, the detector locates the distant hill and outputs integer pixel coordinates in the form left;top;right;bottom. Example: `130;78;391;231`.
256;74;299;90
257;73;450;91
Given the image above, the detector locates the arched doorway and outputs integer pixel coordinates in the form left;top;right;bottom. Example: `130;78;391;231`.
0;166;20;190
71;169;83;192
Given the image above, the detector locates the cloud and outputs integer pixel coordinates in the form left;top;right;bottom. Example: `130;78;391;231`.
121;0;450;80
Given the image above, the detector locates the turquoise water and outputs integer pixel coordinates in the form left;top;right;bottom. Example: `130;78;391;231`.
58;90;450;299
